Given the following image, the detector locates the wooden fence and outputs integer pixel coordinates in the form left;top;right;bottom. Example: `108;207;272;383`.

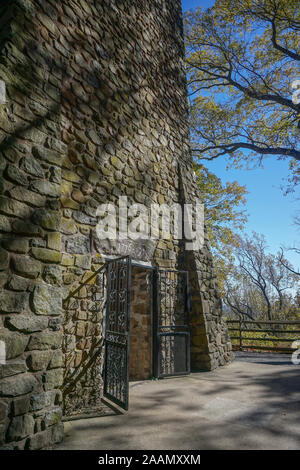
226;319;300;353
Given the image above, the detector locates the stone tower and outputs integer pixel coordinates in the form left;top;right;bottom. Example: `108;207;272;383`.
0;0;232;449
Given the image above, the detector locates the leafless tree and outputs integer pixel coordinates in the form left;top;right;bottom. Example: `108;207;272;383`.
278;214;300;276
278;248;300;277
225;232;299;320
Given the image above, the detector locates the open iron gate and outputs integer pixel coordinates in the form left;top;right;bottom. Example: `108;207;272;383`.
103;256;131;410
103;259;191;410
153;269;191;378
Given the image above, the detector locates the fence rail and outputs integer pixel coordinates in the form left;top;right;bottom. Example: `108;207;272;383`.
226;319;300;353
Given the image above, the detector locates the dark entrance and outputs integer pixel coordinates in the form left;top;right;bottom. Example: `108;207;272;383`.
103;257;190;410
129;266;153;381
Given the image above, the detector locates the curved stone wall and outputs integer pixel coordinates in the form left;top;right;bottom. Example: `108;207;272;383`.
0;0;232;449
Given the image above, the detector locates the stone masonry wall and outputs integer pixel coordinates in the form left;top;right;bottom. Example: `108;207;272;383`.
179;166;233;370
0;0;65;450
58;0;188;416
0;0;232;449
62;266;105;417
129;267;152;381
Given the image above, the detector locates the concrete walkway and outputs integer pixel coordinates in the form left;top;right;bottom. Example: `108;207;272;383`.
57;352;300;450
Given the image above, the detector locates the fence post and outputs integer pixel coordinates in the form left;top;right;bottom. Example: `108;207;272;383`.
239;318;242;351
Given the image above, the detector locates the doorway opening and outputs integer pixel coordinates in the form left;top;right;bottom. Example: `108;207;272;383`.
129;266;153;381
103;256;191;411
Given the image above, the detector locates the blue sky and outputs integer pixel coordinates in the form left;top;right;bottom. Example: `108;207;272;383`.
182;0;300;268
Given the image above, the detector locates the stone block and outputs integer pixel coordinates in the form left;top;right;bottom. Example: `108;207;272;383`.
47;233;61;250
6;315;48;333
30;180;60;197
12;397;30;416
32;146;62;166
6;414;35;442
71;189;85;203
0;215;11;232
0;248;9;271
50;166;61;184
32;284;62;316
11;220;43;237
20;155;44;178
0;423;5;446
48;317;62;332
88;129;101;145
66;235;90;254
0;374;38;397
31;247;62;263
12;438;27;450
0;360;27;378
0;291;28;314
48;350;63;369
0;330;28;359
7;275;31;292
73;211;96;225
32;209;61;231
11;256;41;279
50;422;64;444
0;401;8;421
26;429;50;450
75;321;85;337
64;334;76;352
61;218;77;235
43;368;63;390
3;148;18;163
61;196;80;209
0;196;31;218
30;392;53;411
75;255;91;269
62;169;81;183
27;350;53;371
0;80;6;104
2;239;29;254
27;332;62;351
43;265;62;285
43;407;62;427
5;165;28;186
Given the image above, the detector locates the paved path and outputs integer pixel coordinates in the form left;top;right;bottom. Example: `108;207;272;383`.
57;352;300;450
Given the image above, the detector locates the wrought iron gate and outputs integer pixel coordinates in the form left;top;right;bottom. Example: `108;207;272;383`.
153;269;191;378
103;256;131;410
103;260;190;408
